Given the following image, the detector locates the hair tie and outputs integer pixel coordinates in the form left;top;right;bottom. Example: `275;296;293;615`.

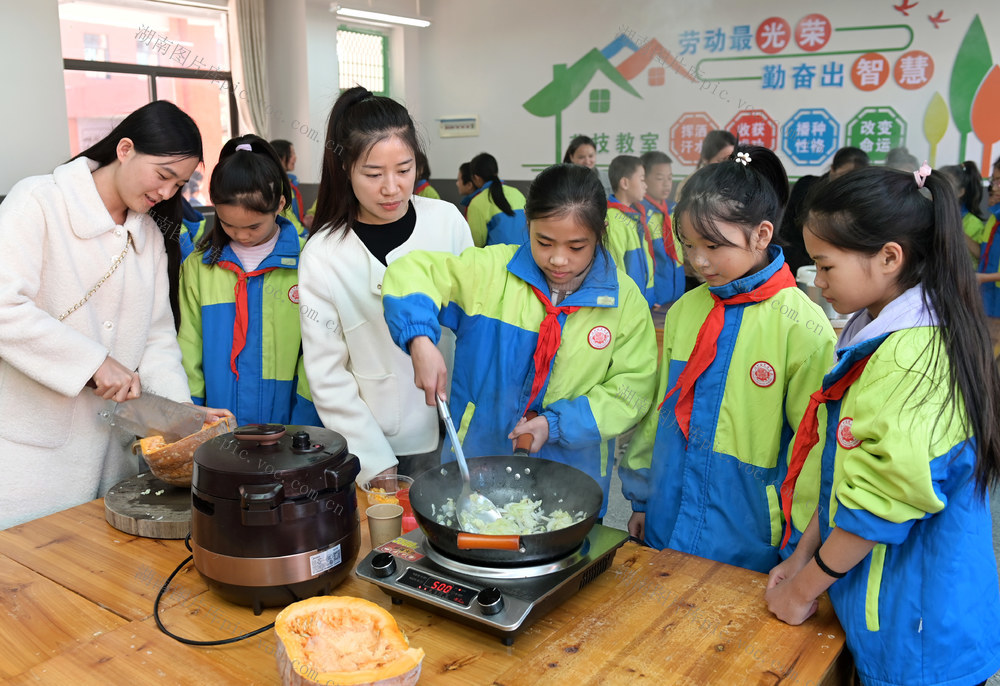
235;143;253;152
735;151;751;166
914;161;932;188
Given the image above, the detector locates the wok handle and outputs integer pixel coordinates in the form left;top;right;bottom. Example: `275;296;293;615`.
513;410;538;455
457;533;523;551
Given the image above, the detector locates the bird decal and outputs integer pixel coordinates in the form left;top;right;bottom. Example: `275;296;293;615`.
928;10;950;28
892;0;918;16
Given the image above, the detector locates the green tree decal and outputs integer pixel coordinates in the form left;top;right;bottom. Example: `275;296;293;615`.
949;15;993;161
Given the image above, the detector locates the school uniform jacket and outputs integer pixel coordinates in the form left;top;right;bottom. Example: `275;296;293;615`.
298;195;473;485
640;197;685;306
0;158;191;528
466;181;527;247
414;180;440;200
178;217;319;427
812;324;1000;686
179;206;207;263
606;197;654;306
620;247;836;572
382;244;658;516
978;208;1000;317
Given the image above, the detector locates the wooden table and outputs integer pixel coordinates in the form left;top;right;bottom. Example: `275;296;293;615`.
0;498;849;685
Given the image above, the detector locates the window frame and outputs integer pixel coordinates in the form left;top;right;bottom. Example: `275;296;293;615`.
337;24;390;96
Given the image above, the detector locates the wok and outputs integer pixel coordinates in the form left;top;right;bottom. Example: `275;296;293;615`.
409;453;604;566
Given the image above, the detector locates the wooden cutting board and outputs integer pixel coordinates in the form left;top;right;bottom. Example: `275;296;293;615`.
104;472;191;539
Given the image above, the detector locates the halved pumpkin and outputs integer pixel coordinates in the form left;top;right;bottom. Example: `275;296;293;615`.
274;596;424;686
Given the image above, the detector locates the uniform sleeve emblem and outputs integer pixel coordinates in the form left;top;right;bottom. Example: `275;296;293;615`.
288;284;300;304
749;360;776;387
836;417;861;449
588;325;612;349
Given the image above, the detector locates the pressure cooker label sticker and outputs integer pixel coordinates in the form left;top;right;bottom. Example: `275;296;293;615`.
309;544;342;576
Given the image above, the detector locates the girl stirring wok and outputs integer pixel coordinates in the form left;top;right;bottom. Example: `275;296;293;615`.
382;163;658;516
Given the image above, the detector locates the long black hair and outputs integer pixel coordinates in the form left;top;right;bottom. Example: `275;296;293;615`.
804;166;1000;495
939;162;986;221
312;86;421;237
74;100;203;329
269;139;294;170
198;134;291;264
675;144;789;247
830;146;870;176
563;135;597;164
470;152;515;217
526;164;608;246
697;129;736;168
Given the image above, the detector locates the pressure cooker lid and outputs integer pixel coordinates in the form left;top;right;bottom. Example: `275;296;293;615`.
193;424;358;498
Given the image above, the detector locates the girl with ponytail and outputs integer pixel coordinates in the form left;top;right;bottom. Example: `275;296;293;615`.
466;152;528;246
299;86;472;484
766;164;1000;686
620;145;837;573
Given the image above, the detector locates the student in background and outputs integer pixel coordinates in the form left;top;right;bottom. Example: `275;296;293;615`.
884;146;920;172
299;86;472;483
466;152;527;247
767;165;1000;686
178;135;319;427
640;151;684;309
605;155;653;306
270;139;308;237
456;162;476;216
674;129;737;203
414;151;441;200
178;194;207;262
939;161;988;263
781;147;870;276
564;134;611;197
975;156;1000;342
621;145;836;573
382;163;658;516
0;101;230;528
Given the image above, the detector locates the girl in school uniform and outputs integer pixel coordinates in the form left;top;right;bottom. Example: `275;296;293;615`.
178;135;319;427
466;152;527;247
563;134;612;197
0;101;230;528
975;156;1000;330
414;151;441;200
939;161;988;265
620;145;837;573
270;139;308;237
299;87;472;484
766;165;1000;686
456;162;477;217
382;164;658;516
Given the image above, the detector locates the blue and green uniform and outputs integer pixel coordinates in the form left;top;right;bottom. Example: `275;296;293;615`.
178;217;319;426
640;195;685;307
179;204;207;263
415;179;441;200
382;244;658;516
606;196;654;307
621;247;836;572
978;208;1000;317
466;181;527;247
807;325;1000;686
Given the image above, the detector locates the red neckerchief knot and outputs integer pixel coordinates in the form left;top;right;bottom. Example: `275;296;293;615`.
644;194;679;264
525;285;580;411
217;260;279;379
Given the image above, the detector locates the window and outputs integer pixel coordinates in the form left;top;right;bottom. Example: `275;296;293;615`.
58;0;235;206
337;27;388;95
589;88;610;114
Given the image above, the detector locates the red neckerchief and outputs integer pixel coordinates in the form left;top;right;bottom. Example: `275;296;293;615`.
216;260;279;379
661;264;797;440
290;184;304;220
609;201;655;266
524;285;580;411
415;180;430;194
644;194;679;264
982;217;1000;270
779;353;874;549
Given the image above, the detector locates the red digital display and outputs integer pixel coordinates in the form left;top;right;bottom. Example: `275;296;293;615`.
399;569;478;607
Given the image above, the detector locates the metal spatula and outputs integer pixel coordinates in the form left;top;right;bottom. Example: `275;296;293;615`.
436;395;502;526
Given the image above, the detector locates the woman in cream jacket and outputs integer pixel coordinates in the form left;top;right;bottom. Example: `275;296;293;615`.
300;87;472;484
0;102;229;529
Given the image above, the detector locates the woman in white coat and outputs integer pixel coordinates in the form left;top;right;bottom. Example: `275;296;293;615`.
0;101;230;529
299;87;472;484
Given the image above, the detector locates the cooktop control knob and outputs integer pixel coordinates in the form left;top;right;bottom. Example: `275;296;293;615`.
371;553;396;579
477;587;504;616
291;431;311;449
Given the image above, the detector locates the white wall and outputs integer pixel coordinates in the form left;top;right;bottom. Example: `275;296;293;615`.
409;0;1000;181
0;0;71;195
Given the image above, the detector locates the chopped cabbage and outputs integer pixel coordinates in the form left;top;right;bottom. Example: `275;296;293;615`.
434;496;586;534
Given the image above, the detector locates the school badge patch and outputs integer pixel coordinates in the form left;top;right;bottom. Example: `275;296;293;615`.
837;418;861;449
288;285;300;304
588;326;612;350
749;361;775;387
